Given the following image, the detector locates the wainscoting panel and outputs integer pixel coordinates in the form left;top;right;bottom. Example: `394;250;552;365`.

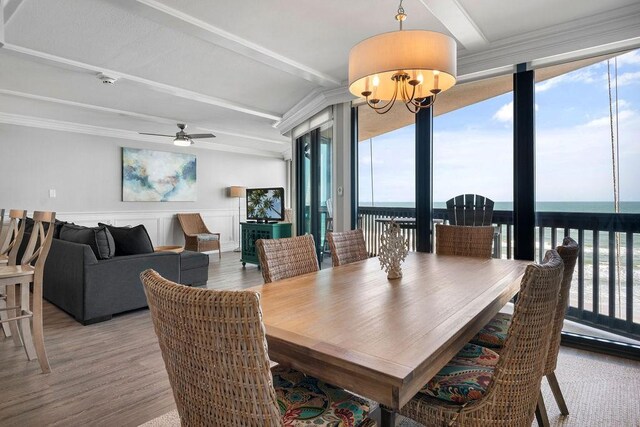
48;209;239;251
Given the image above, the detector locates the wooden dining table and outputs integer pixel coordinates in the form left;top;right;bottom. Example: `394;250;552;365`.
252;252;530;426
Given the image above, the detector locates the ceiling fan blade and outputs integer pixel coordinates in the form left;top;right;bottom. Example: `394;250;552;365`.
139;132;174;137
187;133;216;139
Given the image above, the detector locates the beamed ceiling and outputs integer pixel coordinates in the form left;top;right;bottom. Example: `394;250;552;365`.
0;0;639;158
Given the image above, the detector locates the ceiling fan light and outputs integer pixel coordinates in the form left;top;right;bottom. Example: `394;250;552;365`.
173;136;191;147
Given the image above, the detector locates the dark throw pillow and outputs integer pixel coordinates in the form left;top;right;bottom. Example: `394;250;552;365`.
98;223;154;256
20;217;71;239
59;224;115;260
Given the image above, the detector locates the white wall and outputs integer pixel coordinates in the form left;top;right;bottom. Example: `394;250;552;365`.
0;124;287;250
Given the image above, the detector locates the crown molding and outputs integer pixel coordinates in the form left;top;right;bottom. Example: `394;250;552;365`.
458;3;640;76
113;0;340;88
1;43;283;122
0;89;288;146
275;86;355;135
0;112;284;158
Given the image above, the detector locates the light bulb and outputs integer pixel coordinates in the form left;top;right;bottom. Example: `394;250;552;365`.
417;73;424;84
372;75;380;87
174;137;191;147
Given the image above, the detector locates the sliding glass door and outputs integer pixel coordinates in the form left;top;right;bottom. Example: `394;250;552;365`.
296;123;333;264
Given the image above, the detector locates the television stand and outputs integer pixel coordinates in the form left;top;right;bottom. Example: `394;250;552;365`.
240;222;292;267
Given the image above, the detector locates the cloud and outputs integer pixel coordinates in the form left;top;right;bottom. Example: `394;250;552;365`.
615;50;640;67
615;71;640;87
492;102;538;123
584;109;635;128
536;68;601;93
493;101;513;122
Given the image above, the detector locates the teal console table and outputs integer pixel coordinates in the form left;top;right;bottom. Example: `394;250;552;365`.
240;222;292;267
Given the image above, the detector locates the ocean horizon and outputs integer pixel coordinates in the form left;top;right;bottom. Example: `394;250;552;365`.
358;201;640;213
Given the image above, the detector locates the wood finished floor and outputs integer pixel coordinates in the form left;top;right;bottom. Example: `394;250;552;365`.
0;252;265;427
0;252;634;426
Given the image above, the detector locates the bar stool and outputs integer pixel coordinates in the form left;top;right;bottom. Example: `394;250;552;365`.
0;211;56;373
0;209;27;338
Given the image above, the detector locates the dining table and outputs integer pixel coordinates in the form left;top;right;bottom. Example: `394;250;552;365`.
252;252;530;426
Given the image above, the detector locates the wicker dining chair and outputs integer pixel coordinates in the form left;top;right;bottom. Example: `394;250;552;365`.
141;269;374;426
327;229;368;267
435;224;494;258
176;213;221;258
399;250;564;427
471;237;579;426
0;211;56;373
256;234;319;283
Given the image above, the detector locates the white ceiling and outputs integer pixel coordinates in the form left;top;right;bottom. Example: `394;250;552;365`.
1;0;639;158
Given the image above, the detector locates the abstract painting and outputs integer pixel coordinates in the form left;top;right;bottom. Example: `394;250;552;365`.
122;147;196;201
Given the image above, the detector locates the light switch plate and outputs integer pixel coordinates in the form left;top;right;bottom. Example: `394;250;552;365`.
49;189;56;198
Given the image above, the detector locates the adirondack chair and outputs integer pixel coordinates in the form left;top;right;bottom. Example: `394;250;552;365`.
445;194;499;257
446;194;495;226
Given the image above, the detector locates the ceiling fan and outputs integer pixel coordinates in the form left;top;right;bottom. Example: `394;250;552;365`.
139;123;215;146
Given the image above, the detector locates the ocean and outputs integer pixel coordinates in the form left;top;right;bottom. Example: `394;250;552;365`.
358;201;640;213
357;200;640;318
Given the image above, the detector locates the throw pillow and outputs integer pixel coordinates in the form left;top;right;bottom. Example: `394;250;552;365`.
19;218;70;239
59;224;116;260
98;223;154;256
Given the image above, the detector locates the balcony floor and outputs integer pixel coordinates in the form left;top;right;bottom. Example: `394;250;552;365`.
1;252;638;426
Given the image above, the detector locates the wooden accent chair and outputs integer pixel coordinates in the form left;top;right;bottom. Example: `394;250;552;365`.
256;234;319;283
176;213;221;258
327;229;368;267
471;237;579;426
435;223;494;258
446;194;495;226
141;269;374;426
0;211;56;373
399;250;564;426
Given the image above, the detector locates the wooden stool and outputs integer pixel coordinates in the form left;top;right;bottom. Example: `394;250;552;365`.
0;209;27;339
0;211;56;373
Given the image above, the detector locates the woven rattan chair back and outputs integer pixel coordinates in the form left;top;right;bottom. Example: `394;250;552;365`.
435;224;494;258
481;250;564;425
446;194;494;226
177;213;209;235
176;213;221;256
141;269;282;426
327;229;368;267
399;250;564;426
546;237;579;374
256;234;319;283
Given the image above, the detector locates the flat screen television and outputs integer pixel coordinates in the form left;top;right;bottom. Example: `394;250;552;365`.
246;187;285;222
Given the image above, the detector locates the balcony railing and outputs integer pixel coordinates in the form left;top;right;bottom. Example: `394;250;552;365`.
358;206;640;339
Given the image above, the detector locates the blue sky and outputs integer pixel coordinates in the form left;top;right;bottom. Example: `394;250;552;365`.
359;49;640;204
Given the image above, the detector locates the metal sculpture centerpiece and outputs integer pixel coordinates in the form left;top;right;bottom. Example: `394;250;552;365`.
378;218;410;279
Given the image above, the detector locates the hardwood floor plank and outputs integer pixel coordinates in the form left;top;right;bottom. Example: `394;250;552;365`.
0;252;263;426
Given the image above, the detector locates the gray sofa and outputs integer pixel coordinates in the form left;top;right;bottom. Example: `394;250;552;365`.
20;233;209;324
43;237;180;324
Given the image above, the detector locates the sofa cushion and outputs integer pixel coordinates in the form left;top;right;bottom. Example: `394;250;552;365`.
180;250;210;270
59;224;115;260
20;217;70;239
99;223;154;256
196;233;219;241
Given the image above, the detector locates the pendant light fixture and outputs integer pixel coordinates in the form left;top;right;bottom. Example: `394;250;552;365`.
348;0;457;114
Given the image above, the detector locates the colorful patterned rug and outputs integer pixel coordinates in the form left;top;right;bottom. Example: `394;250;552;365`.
139;347;640;426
